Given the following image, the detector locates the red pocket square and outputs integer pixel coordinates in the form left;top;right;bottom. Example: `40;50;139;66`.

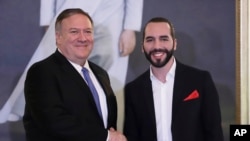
183;90;199;101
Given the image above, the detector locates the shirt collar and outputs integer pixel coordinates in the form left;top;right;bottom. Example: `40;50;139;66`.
58;48;91;72
150;57;176;82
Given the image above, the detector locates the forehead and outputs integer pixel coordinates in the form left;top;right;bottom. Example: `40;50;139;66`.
145;22;171;35
61;14;92;28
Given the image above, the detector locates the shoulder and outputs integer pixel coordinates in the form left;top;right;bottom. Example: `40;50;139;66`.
175;60;214;84
27;51;70;78
28;51;61;71
28;54;54;71
176;60;210;76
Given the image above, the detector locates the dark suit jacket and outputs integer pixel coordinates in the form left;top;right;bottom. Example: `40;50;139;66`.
23;50;117;141
123;60;224;141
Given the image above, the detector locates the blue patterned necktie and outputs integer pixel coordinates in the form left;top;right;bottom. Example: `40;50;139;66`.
82;67;103;119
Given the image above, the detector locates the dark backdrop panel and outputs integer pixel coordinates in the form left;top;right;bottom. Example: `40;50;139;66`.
0;0;43;141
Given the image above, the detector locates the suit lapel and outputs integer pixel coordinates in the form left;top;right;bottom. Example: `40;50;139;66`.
54;50;88;89
54;51;102;119
143;70;157;130
172;61;188;121
88;62;113;97
89;62;115;127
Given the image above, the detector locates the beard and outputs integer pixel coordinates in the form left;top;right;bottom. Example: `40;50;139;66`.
144;46;174;68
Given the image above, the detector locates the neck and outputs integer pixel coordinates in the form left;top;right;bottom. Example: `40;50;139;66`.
151;57;174;83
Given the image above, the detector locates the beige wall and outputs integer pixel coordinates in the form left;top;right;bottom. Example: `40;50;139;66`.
236;0;250;124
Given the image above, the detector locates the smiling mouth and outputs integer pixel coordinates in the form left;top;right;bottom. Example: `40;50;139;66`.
153;52;164;56
75;44;88;47
152;52;166;59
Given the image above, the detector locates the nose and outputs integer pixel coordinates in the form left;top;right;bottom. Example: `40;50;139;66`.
154;39;161;49
78;31;87;41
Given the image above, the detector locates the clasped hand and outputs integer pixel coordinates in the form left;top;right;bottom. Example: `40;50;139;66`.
108;127;127;141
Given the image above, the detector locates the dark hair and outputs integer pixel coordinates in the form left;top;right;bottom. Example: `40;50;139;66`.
142;17;175;41
55;8;93;31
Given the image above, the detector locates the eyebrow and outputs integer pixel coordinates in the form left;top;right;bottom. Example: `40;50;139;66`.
159;35;169;39
69;27;93;30
145;35;169;40
145;36;154;40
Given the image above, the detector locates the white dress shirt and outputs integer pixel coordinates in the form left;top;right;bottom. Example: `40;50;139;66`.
150;59;176;141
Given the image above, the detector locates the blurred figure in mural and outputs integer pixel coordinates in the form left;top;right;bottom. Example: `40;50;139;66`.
0;0;143;130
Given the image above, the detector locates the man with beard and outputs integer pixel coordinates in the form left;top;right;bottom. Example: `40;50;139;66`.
123;17;224;141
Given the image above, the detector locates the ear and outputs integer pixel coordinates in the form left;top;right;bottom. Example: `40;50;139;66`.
174;38;177;51
55;31;61;45
141;42;144;53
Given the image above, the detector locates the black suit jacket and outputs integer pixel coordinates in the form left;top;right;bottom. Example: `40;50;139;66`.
123;60;224;141
23;50;117;141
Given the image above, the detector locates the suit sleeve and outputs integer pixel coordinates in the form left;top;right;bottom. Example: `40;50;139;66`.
124;0;144;31
123;83;140;141
202;72;224;141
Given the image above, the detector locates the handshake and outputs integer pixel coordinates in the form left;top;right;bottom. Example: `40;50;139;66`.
108;127;127;141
